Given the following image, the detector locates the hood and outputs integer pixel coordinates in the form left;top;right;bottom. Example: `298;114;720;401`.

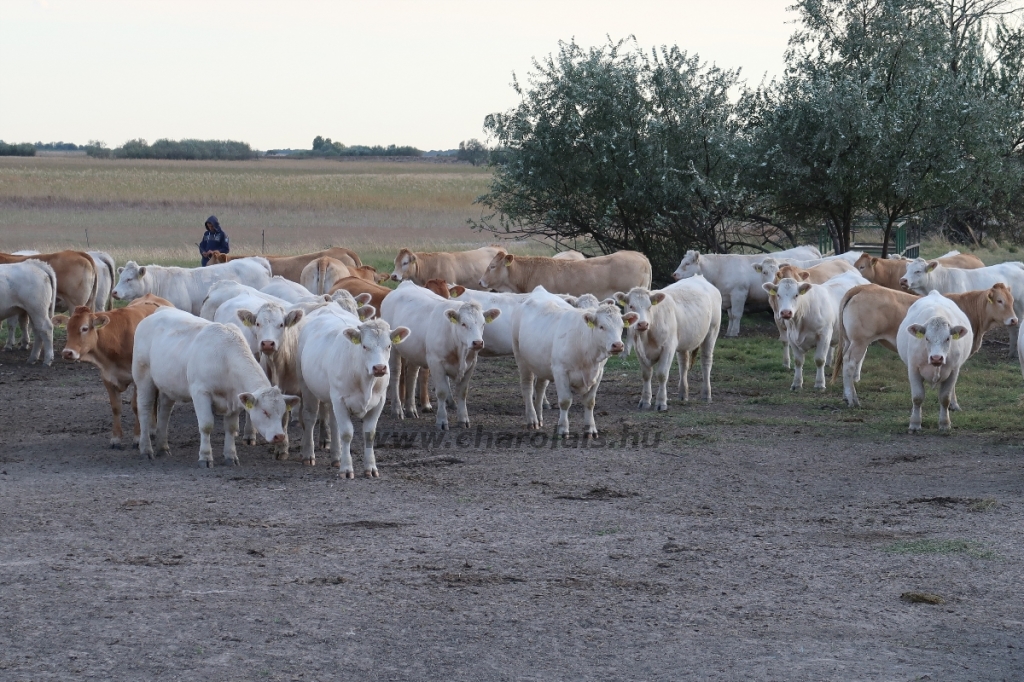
205;215;222;231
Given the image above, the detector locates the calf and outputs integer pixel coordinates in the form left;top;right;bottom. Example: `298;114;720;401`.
207;247;362;279
0;260;57;365
762;278;839;391
479;250;652;300
391;246;501;288
297;314;410;476
617;276;721;410
512;287;637;436
132;308;300;466
897;291;972;433
854;251;984;290
381;281;500;430
113;258;272;315
52;294;172;447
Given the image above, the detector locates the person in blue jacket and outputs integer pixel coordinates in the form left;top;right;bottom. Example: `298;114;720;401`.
199;215;229;266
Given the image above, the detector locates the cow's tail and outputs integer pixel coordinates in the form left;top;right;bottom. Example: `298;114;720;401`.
318;258;328;295
91;251;116;311
830;285;863;384
27;259;58;319
83;252;101;312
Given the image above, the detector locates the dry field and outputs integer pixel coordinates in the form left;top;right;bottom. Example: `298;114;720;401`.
1;156;1023;680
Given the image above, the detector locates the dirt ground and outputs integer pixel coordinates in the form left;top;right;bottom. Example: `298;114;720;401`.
2;320;1023;681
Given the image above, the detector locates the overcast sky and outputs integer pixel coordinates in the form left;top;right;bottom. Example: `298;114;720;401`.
0;0;794;150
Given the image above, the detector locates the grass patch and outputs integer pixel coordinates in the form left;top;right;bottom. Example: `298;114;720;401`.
885;539;996;559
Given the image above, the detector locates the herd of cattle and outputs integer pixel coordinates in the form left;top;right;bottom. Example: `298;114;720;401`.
0;241;1021;474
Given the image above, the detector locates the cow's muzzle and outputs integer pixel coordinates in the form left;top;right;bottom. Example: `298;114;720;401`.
271;433;286;444
471;339;484;351
899;278;909;290
260;341;276;354
929;355;945;366
635;321;649;332
62;349;79;361
372;364;388;377
390;273;401;282
610;341;624;355
780;310;793;320
1008;317;1019;327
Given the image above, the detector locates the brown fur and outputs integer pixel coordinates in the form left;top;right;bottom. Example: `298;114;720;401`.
480;250;652;298
0;250;98;310
774;259;855;284
207;247;362;280
392;246;501;287
300;258;378;295
853;252;985;290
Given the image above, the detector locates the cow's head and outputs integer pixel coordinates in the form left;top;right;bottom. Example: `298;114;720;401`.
445;301;500;353
762;277;811;320
672;250;701;281
112;261;147;302
207;251;229;264
582;303;638;356
342;318;411;379
424;278;452;299
238;386;300;444
853;253;876;281
775;265;810;283
237;302;303;356
328;289;360;315
353;265;380;282
573;293;601;309
907;317;968;367
900;258;939;293
985;282;1017;328
753;257;782;284
52;305;103;361
478;251;516;292
615;288;666;333
391;248;417;282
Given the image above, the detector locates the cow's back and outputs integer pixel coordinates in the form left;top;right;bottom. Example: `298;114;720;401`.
510;251;651;299
413;247;502;287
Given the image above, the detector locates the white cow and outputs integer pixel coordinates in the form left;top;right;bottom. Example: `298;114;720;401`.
132;308;300;466
0;260;56;365
261;276;315;303
89;251;116;311
617;275;721;410
112;258;273;316
381;280;500;430
445;288;529;357
512;286;638;436
672;245;821;336
4;250;41;350
900;258;1024;356
897;291;972;433
297;313;410;476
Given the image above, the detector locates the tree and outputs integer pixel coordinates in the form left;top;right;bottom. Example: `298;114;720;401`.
457;139;489;166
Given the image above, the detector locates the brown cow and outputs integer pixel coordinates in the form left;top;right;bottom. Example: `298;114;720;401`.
52;294;173;447
390;246;501;288
207;247;362;281
773;259;855;284
479;250;652;299
0;250;98;311
853;251;985;290
835;282;1016;406
299;258;380;295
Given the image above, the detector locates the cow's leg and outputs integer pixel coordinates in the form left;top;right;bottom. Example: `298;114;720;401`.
726;289;746;337
103;380;125;449
389;353;405;419
652;348;673;411
403;364;420;419
2;316;15;351
553;373;573;437
19;312;32;351
842;340;869;407
791;344;805;391
533;379;548;428
222;410;240;466
317;402;331;450
949;384;961;412
361;398;386;478
130;385;142;445
428;361;450;431
519;366;538;429
154;393;174;456
136;377;158;460
907;371;925;433
699;335;715;404
452;367;474;429
581;379;601;437
776;316;790;369
329;398;355;478
677;349;692;403
419;368;433;413
813;332;831;391
1009;314;1021;359
938;370;960;433
241;411;257;445
638;359;653;410
192;393;216;467
299;389;319;466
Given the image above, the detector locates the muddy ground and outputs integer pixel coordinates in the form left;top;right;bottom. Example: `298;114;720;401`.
1;316;1023;681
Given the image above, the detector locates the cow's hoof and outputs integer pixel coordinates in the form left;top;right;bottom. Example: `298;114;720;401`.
224;458;239;466
637;401;649;410
275;452;290;461
110;440;123;450
141;451;154;461
422;405;434;413
656;404;668;412
365;469;379;478
908;427;921;434
302;459;315;466
437;423;448;432
457;421;470;429
199;460;213;468
938;425;951;434
243;437;257;446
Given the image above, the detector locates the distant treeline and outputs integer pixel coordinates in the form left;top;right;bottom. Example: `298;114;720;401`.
266;136;423;158
0;141;36;156
89;139;257;160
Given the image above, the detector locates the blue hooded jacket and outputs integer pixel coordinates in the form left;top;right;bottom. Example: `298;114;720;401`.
199;215;229;266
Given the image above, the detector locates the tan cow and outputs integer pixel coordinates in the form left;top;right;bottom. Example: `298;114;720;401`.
853;252;984;290
52;294;173;448
207;247;362;281
390;246;502;288
300;257;380;295
0;250;98;311
835;283;1017;406
552;250;586;261
773;259;856;284
478;250;652;299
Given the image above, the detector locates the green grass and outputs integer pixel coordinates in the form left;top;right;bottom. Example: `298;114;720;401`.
885;539;996;559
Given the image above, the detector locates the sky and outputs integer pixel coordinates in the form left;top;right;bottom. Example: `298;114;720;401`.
0;0;794;151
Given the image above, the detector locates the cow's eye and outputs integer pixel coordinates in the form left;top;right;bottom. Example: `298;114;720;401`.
278;323;284;328
263;410;270;417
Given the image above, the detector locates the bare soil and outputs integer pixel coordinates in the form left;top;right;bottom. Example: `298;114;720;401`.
2;324;1023;681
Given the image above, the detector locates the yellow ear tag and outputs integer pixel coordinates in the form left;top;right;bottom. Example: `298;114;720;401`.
586;319;596;328
987;294;994;303
242;319;253;327
623;320;631;328
449;316;458;324
951;332;960;340
914;331;925;339
243;398;255;410
349;334;361;345
391;333;403;344
768;291;776;297
451;290;462;298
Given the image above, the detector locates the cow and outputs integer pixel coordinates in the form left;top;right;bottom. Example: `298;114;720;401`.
132;308;300;466
854;251;985;290
89;251;116;311
753;253;863;286
299;257;380;295
672;245;821;337
206;247;362;280
381;280;500;430
296;312;410;476
512;287;638;436
3;250;41;351
52;294;173;447
552;250;586;261
834;283;1016;407
479;250;652;300
390;246;502;289
897;291;973;433
771;260;856;284
616;275;722;410
900;258;1024;356
0;260;57;365
0;249;99;314
112;258;273;316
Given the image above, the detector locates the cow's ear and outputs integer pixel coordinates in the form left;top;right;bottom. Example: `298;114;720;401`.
797;283;813;295
51;314;69;326
238;393;256;410
236;309;256;327
601;298;617;307
752;263;763;273
799;272;810;281
563;295;578;306
116;267;124;275
321;294;333;303
357;305;376;321
622;312;639;328
283;309;304;327
504;254;514;267
870;257;879;265
343;328;361;345
450;285;466;298
137;266;147;277
391;326;411;344
284;395;301;410
925;260;939;272
375;272;390;284
483;308;501;324
650;292;667;305
583;312;597;328
762;283;777;296
950;325;968;340
445;308;460;324
93;314;110;329
614;291;628;306
407;253;416;263
987;291;995;303
354;292;372;304
907;324;926;339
